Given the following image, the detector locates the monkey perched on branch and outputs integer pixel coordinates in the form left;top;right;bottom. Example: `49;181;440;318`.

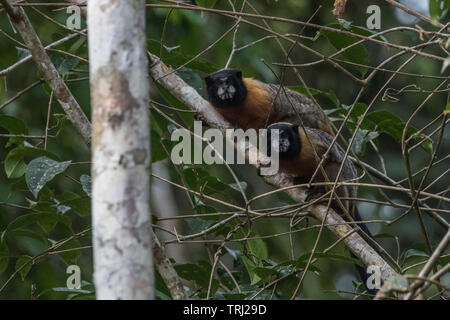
265;122;380;296
265;122;357;216
204;69;380;296
204;69;333;135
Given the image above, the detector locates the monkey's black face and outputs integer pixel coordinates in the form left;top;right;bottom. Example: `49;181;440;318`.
266;123;301;160
205;69;247;108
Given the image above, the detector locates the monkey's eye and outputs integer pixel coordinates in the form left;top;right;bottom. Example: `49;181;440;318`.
225;78;231;85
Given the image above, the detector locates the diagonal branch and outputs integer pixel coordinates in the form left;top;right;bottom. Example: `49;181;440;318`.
405;229;450;300
384;0;445;29
152;233;187;300
0;0;91;145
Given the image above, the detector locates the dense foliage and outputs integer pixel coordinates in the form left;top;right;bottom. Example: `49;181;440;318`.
0;0;449;299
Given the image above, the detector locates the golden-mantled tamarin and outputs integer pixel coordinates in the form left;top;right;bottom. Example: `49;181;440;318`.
204;69;378;294
204;69;333;135
265;122;380;295
265;122;357;216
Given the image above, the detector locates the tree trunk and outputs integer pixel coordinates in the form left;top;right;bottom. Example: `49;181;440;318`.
88;0;153;299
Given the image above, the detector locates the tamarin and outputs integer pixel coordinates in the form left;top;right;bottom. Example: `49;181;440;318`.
265;122;357;215
265;122;379;296
204;69;333;135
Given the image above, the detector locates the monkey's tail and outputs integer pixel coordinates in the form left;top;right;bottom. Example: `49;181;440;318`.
350;207;380;297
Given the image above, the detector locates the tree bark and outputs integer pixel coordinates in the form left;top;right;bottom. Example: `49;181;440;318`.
89;0;153;299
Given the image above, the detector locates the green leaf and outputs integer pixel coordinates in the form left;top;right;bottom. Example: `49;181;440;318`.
53;113;71;133
194;205;218;215
15;255;32;280
8;177;28;197
38;214;63;234
404;248;429;260
176;67;204;95
224;246;243;266
66;197;91;217
50;54;79;75
289;86;340;108
153;81;195;126
5;157;26;179
80;174;91;197
52;287;91;294
149;110;179;164
337;18;352;30
363;110;432;153
341;102;368;124
25;157;71;198
228;181;248;192
352;129;379;156
5;146;59;179
150;108;167;136
182;167;229;195
54;287;92;294
0;237;9;275
196;0;217;8
442;56;450;74
297;252;364;267
234;227;268;285
175;260;219;295
6;212;72;234
185;217;216;233
0;115;29;147
383;275;409;293
223;293;247;300
403;242;429;261
7;229;48;245
429;0;449;24
16;47;30;60
51;33;68;50
315;22;371;76
274;259;321;274
36;286;92;300
253;267;278;282
150;130;168;163
439;255;450;266
365;110;407;139
57;239;82;265
58;191;91;217
68;37;86;54
37;185;55;202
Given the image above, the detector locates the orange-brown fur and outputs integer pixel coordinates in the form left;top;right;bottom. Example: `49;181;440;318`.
279;127;354;215
212;78;275;130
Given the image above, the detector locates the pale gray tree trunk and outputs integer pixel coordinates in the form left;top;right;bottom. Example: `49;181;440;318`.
88;0;153;299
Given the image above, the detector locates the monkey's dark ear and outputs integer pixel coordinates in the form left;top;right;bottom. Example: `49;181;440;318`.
236;70;242;79
292;124;299;133
205;75;212;85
